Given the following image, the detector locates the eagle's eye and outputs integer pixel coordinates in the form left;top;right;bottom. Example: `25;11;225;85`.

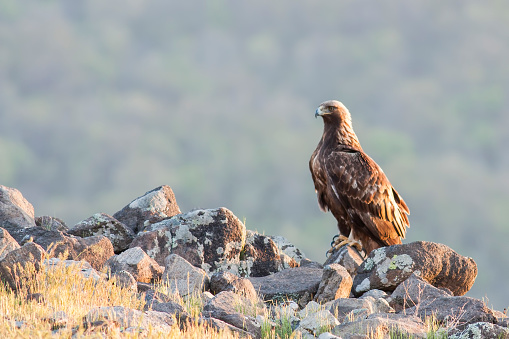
328;106;337;112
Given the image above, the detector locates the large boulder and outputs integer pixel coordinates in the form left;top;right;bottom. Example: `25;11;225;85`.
113;185;181;233
162;254;210;296
332;313;427;338
248;266;322;303
0;228;20;261
142;208;247;274
105;247;164;283
323;245;364;277
0;242;46;290
0;186;36;235
352;241;477;297
210;271;258;300
314;263;353;304
68;213;134;253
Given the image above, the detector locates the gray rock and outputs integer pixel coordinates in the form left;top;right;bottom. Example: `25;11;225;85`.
297;310;340;336
269;235;306;264
111;270;137;292
0;228;20;261
44;258;106;281
14;227;76;258
113;185;181;233
203;291;264;338
324;245;365;277
72;235;115;271
69;213;134;253
449;322;509;339
390;273;453;311
105;247;164;283
128;225;172;266
352;241;477;297
326;297;374;319
210;271;258;300
0;185;36;234
315;263;353;303
318;333;342;339
406;296;497;329
243;230;298;277
145;207;247;275
0;242;46;290
84;306;175;332
343;308;370;323
200;317;252;337
248;266;322;303
300;258;324;269
162;254;210;296
332;313;427;338
359;289;388;300
35;216;68;232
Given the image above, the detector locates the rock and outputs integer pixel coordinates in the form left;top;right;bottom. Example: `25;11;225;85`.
162;254;210;296
0;228;20;261
105;247;164;283
14;228;75;257
315;263;353;303
44;258;106;281
297;310;340;336
326;297;374;319
332;313;427;338
84;306;175;332
359;289;388;300
210;271;258;300
268;235;306;264
243;230;298;277
406;296;497;328
449;322;509;339
144;207;247;275
149;301;190;323
72;235;115;271
343;308;370;323
318;333;342;339
35;216;68;232
352;241;477;297
390;273;453;311
26;292;45;303
68;213;134;253
324;245;365;277
111;270;137;292
113;185;181;233
0;242;46;290
248;266;322;303
0;185;36;234
300;258;324;269
47;311;69;330
128;226;173;266
203;291;264;338
298;301;322;318
200;317;252;337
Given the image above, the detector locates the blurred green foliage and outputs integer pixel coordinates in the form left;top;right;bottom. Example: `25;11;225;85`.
0;0;508;309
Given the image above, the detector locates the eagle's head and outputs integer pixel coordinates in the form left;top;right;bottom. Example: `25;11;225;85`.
315;100;352;125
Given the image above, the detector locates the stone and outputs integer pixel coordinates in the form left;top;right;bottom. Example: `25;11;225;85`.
0;242;46;290
199;317;252;337
105;247;164;283
35;216;68;232
318;333;342;339
210;271;258;300
149;301;190;323
406;296;497;329
390;273;453;311
0;228;20;261
268;235;306;264
111;270;137;292
84;306;175;332
300;258;324;269
162;254;210;296
297;310;340;336
128;225;172;266
14;228;75;257
44;258;106;281
324;245;365;277
0;185;36;235
298;301;322;318
145;207;247;275
113;185;181;234
352;241;477;297
326;297;374;320
359;289;388;300
242;230;298;277
72;235;114;271
68;213;134;253
315;263;353;303
449;322;509;339
202;291;265;337
343;308;370;323
248;266;322;303
332;313;427;338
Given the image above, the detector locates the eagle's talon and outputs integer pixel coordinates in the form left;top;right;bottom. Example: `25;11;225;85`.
327;234;362;256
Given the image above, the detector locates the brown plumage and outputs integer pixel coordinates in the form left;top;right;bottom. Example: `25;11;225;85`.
310;100;410;254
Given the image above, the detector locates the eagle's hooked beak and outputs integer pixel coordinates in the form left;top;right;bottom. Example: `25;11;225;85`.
315;106;324;118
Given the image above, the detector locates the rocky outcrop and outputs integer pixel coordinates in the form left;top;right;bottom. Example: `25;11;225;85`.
0;185;36;234
352;241;477;297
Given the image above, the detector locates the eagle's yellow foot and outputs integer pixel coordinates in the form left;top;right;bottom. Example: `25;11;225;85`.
327;234;363;255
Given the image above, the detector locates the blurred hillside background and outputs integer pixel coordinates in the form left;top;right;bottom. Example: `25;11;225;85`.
1;1;508;309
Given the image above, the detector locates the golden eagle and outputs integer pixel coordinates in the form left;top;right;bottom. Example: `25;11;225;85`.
310;100;410;255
